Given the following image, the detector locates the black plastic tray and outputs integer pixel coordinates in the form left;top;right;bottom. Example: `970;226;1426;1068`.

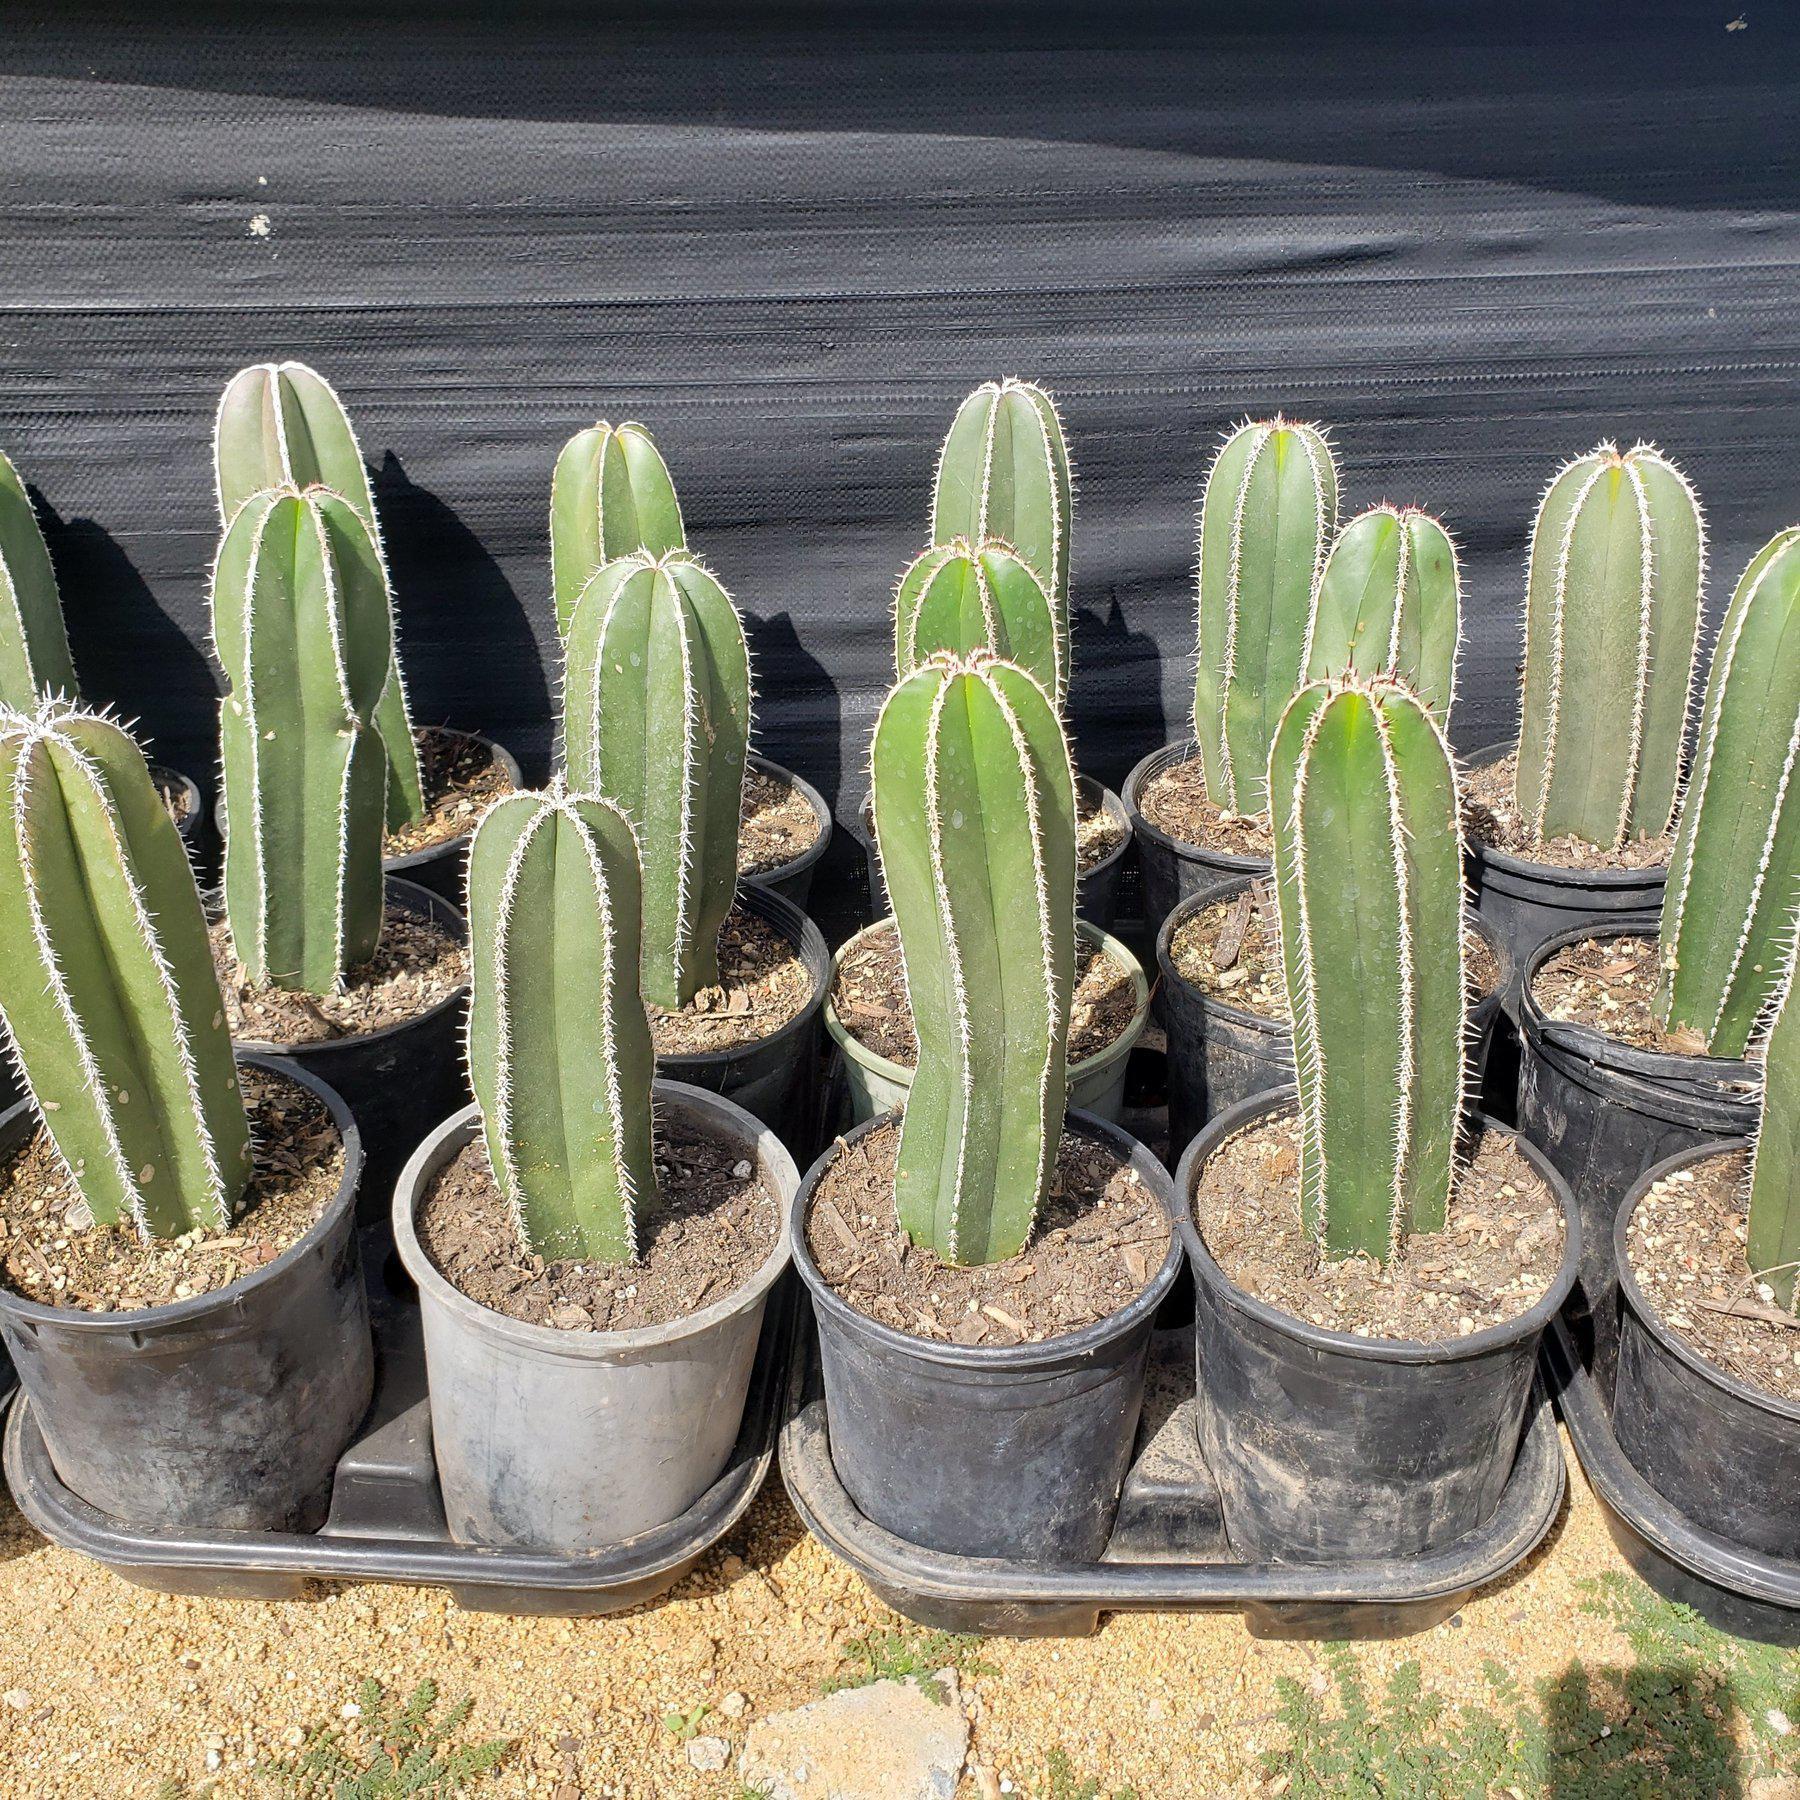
1547;1317;1800;1646
779;1304;1566;1638
2;1244;790;1618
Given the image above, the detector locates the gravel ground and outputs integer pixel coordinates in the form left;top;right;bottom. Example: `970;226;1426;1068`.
0;1430;1712;1798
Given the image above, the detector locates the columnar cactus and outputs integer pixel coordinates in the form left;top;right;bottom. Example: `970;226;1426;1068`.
1656;530;1800;1058
549;422;686;637
1304;504;1461;720
465;787;657;1263
892;537;1062;706
561;549;751;1008
1748;937;1800;1313
0;450;78;712
1193;419;1338;814
213;361;423;829
1514;442;1704;849
872;652;1077;1266
213;485;391;995
930;379;1072;694
0;705;250;1237
1269;675;1466;1262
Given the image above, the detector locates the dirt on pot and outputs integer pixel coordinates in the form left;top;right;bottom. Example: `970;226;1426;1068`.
806;1116;1170;1346
1076;785;1129;869
1462;750;1674;872
1135;751;1273;859
739;765;822;878
830;921;1138;1067
383;727;515;858
1191;1109;1564;1341
1528;933;1715;1054
648;906;815;1056
418;1122;778;1334
0;1067;345;1313
1625;1148;1800;1406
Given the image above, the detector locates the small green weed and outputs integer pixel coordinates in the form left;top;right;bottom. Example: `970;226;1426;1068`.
1037;1743;1140;1799
661;1699;715;1742
824;1626;998;1697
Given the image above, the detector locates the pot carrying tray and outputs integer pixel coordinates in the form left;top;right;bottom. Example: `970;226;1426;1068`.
1;1234;791;1618
779;1304;1565;1639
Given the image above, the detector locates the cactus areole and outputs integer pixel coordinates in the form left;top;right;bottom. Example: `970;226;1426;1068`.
1748;944;1800;1314
0;449;79;713
893;536;1063;707
550;421;686;638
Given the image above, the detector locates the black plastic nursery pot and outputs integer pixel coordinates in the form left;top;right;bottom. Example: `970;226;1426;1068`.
1516;921;1760;1370
790;1108;1183;1564
155;761;207;868
0;1055;373;1534
1175;1088;1580;1563
744;751;833;911
383;727;523;906
1122;739;1269;935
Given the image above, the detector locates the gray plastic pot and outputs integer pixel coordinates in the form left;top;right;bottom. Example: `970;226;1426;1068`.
393;1081;798;1552
792;1107;1183;1561
1176;1088;1580;1563
1122;738;1270;935
0;1055;373;1533
743;752;833;910
823;917;1150;1127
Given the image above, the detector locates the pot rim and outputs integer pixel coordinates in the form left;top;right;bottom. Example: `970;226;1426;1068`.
1121;737;1272;874
0;1052;363;1334
392;1080;798;1361
1613;1137;1800;1425
148;761;204;826
1174;1085;1582;1365
790;1106;1183;1369
744;751;833;887
381;725;525;875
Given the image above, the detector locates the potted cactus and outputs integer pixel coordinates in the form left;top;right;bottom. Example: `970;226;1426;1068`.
1464;441;1704;971
793;653;1181;1561
210;482;472;1211
1516;527;1796;1364
0;703;372;1530
551;419;831;907
392;786;797;1550
560;545;829;1146
1175;675;1578;1561
215;361;522;902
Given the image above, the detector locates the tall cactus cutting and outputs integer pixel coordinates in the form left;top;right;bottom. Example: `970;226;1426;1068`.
872;652;1077;1266
1748;936;1800;1313
1656;529;1800;1058
1193;419;1338;814
465;788;657;1263
550;421;686;637
0;450;78;712
930;379;1073;695
0;705;249;1237
562;549;751;1009
1514;442;1704;849
1269;676;1466;1262
1304;504;1460;720
893;537;1062;706
213;361;423;829
213;485;391;995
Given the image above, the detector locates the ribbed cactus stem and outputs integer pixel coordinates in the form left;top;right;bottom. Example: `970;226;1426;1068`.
550;421;686;638
1194;419;1338;814
1269;676;1466;1262
1304;504;1461;719
0;705;249;1237
1657;530;1800;1057
0;450;79;712
1748;938;1800;1313
872;652;1077;1266
213;485;391;995
562;549;751;1009
930;379;1073;696
892;536;1062;706
465;788;657;1263
1515;442;1704;850
214;361;423;830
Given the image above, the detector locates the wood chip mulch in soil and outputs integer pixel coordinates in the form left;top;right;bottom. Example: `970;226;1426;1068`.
1462;748;1674;872
830;921;1139;1067
648;906;816;1056
1626;1148;1800;1407
1135;751;1272;859
738;765;822;878
1191;1108;1564;1341
1168;884;1502;1024
151;769;195;824
382;726;515;858
805;1115;1171;1346
1528;932;1728;1056
1076;786;1129;870
417;1119;778;1333
211;907;470;1045
0;1067;345;1313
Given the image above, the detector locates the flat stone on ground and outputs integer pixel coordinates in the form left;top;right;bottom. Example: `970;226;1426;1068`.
738;1670;967;1800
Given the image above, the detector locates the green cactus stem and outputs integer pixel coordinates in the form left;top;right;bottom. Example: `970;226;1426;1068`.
892;536;1062;706
1514;442;1704;850
1193;418;1338;815
550;421;686;638
872;651;1077;1266
0;704;250;1237
1748;937;1800;1313
0;450;79;712
465;787;657;1263
1269;676;1466;1262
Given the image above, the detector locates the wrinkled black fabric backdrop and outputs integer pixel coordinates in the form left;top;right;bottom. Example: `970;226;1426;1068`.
3;2;1796;921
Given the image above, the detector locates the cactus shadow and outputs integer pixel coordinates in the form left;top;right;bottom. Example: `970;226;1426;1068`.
1069;593;1169;792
